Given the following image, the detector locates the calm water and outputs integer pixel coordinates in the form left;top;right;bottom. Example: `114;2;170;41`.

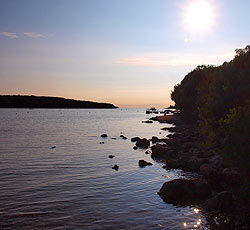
0;109;208;229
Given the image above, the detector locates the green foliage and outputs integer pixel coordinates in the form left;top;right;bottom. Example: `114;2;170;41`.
218;101;250;171
171;45;250;171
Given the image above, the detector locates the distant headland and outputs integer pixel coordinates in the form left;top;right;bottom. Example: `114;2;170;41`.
0;95;118;109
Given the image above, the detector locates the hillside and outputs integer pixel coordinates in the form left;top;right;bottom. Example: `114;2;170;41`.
0;95;118;109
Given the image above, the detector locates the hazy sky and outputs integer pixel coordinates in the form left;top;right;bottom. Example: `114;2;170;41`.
0;0;249;107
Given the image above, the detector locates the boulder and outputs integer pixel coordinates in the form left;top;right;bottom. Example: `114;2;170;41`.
158;179;211;205
138;160;153;167
112;165;119;170
136;138;150;149
151;144;173;159
101;134;108;138
131;137;141;142
205;191;233;210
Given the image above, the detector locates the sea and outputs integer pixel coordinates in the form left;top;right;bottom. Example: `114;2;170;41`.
0;108;209;230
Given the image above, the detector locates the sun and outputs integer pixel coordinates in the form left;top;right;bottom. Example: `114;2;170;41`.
183;0;214;33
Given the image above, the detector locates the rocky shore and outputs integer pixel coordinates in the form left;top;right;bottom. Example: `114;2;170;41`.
132;113;250;228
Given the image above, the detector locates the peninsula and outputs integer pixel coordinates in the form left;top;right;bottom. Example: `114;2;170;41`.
0;95;118;109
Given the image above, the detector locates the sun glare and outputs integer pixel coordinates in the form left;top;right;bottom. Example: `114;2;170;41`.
183;0;214;33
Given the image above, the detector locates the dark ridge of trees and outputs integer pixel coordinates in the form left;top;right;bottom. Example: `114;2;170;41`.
0;95;118;109
171;45;250;174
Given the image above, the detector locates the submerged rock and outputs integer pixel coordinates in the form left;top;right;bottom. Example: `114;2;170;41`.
136;138;150;149
112;165;119;170
101;134;108;138
158;179;211;205
138;160;153;167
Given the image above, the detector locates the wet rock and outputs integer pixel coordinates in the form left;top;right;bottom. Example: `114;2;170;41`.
145;150;152;154
136;138;150;149
120;135;127;140
131;137;141;142
205;191;233;210
158;179;211;205
108;155;115;159
101;134;108;138
138;160;153;167
142;120;153;123
151;144;172;159
112;165;119;170
151;136;160;143
133;146;138;150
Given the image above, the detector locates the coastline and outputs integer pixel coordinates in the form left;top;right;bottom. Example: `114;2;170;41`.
140;113;250;228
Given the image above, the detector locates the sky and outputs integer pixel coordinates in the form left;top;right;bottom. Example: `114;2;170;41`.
0;0;249;108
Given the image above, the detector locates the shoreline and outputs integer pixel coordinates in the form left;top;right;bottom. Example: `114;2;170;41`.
138;113;250;228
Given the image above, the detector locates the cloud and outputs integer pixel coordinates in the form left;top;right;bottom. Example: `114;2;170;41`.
23;32;47;38
1;32;18;38
115;51;235;68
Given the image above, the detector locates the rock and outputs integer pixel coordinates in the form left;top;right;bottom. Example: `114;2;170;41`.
51;146;56;149
145;150;152;154
108;155;115;159
167;134;174;138
136;138;150;149
112;165;119;170
222;168;241;187
205;191;233;210
158;179;211;205
120;135;127;139
111;137;117;140
184;157;208;172
151;144;173;159
200;164;222;184
133;146;138;150
151;136;160;144
142;120;153;123
99;142;104;144
138;160;153;167
131;137;141;142
101;134;108;138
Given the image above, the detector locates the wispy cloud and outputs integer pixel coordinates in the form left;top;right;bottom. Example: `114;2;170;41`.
115;51;235;68
1;32;18;38
23;32;48;38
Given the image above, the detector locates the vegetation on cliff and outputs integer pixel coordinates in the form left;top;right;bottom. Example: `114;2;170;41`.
0;95;118;109
171;45;250;193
